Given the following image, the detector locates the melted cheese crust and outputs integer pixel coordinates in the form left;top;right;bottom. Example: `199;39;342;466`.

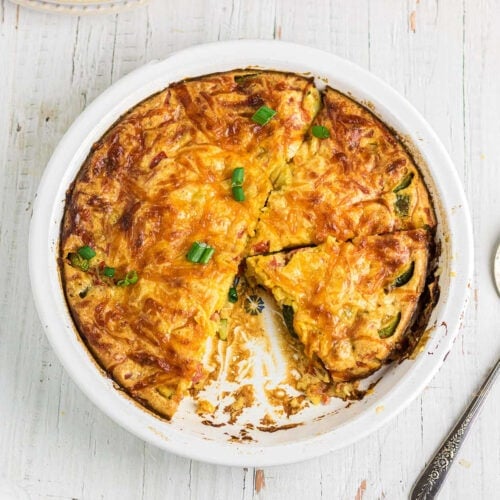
250;88;435;253
61;71;435;419
246;230;430;381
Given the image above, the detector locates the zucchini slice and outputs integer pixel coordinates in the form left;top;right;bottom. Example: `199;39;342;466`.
393;172;414;193
378;312;402;339
393;261;415;287
282;305;297;337
394;193;410;217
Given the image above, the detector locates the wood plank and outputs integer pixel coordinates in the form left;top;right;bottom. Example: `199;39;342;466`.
0;0;499;498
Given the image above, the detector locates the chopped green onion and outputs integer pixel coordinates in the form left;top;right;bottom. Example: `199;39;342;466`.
228;287;238;303
217;319;228;341
77;245;96;260
68;252;89;271
103;266;115;278
125;270;138;284
232;185;245;202
252;105;276;126
311;125;330;139
187;242;215;264
232;167;244;186
187;241;207;263
117;270;138;287
199;246;215;264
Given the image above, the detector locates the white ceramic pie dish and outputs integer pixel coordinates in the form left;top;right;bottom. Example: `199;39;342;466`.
29;40;473;466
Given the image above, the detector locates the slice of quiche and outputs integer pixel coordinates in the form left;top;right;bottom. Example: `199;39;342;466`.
245;230;431;382
61;71;320;418
250;88;435;253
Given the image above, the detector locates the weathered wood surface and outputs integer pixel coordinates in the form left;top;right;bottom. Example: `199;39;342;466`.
0;0;499;498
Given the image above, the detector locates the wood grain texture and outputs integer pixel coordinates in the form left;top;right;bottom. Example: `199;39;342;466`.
0;0;499;498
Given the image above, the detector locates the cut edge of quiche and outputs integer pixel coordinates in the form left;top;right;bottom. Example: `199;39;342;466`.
60;70;322;419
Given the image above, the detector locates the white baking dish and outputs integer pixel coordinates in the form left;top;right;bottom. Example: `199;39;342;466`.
29;40;473;466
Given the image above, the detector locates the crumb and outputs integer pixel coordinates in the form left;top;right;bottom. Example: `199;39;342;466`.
254;469;266;493
197;400;216;415
409;11;417;33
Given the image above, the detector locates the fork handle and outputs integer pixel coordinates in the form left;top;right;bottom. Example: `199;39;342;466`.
410;358;500;500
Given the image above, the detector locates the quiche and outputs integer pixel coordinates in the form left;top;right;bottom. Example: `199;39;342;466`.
60;70;436;420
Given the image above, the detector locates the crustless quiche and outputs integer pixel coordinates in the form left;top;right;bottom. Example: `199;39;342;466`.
60;70;436;419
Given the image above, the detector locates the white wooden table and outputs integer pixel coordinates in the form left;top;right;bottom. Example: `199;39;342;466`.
1;1;499;498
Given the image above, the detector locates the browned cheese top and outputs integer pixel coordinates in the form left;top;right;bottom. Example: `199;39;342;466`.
246;230;431;381
250;88;435;253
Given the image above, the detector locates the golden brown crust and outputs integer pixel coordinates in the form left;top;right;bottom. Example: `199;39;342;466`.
60;71;436;419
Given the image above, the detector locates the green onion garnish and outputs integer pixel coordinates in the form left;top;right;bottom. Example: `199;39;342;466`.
125;270;138;284
187;242;207;263
187;242;214;264
252;105;276;126
199;246;215;264
232;167;244;186
103;266;115;278
311;125;330;139
228;287;238;303
117;270;138;287
232;185;245;202
231;168;245;201
77;245;96;260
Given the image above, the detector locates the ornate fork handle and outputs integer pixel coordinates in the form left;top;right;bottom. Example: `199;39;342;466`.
411;358;500;500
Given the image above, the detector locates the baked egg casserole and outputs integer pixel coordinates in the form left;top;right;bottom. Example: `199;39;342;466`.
60;70;437;420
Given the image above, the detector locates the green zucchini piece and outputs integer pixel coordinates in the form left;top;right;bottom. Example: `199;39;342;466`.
393;261;415;287
393;172;414;193
394;193;410;217
234;72;261;84
378;312;402;339
282;305;297;337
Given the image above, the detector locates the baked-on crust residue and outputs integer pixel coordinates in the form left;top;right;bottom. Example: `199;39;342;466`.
60;70;437;420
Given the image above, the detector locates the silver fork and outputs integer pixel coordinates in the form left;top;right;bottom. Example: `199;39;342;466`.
410;244;500;499
410;358;499;499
